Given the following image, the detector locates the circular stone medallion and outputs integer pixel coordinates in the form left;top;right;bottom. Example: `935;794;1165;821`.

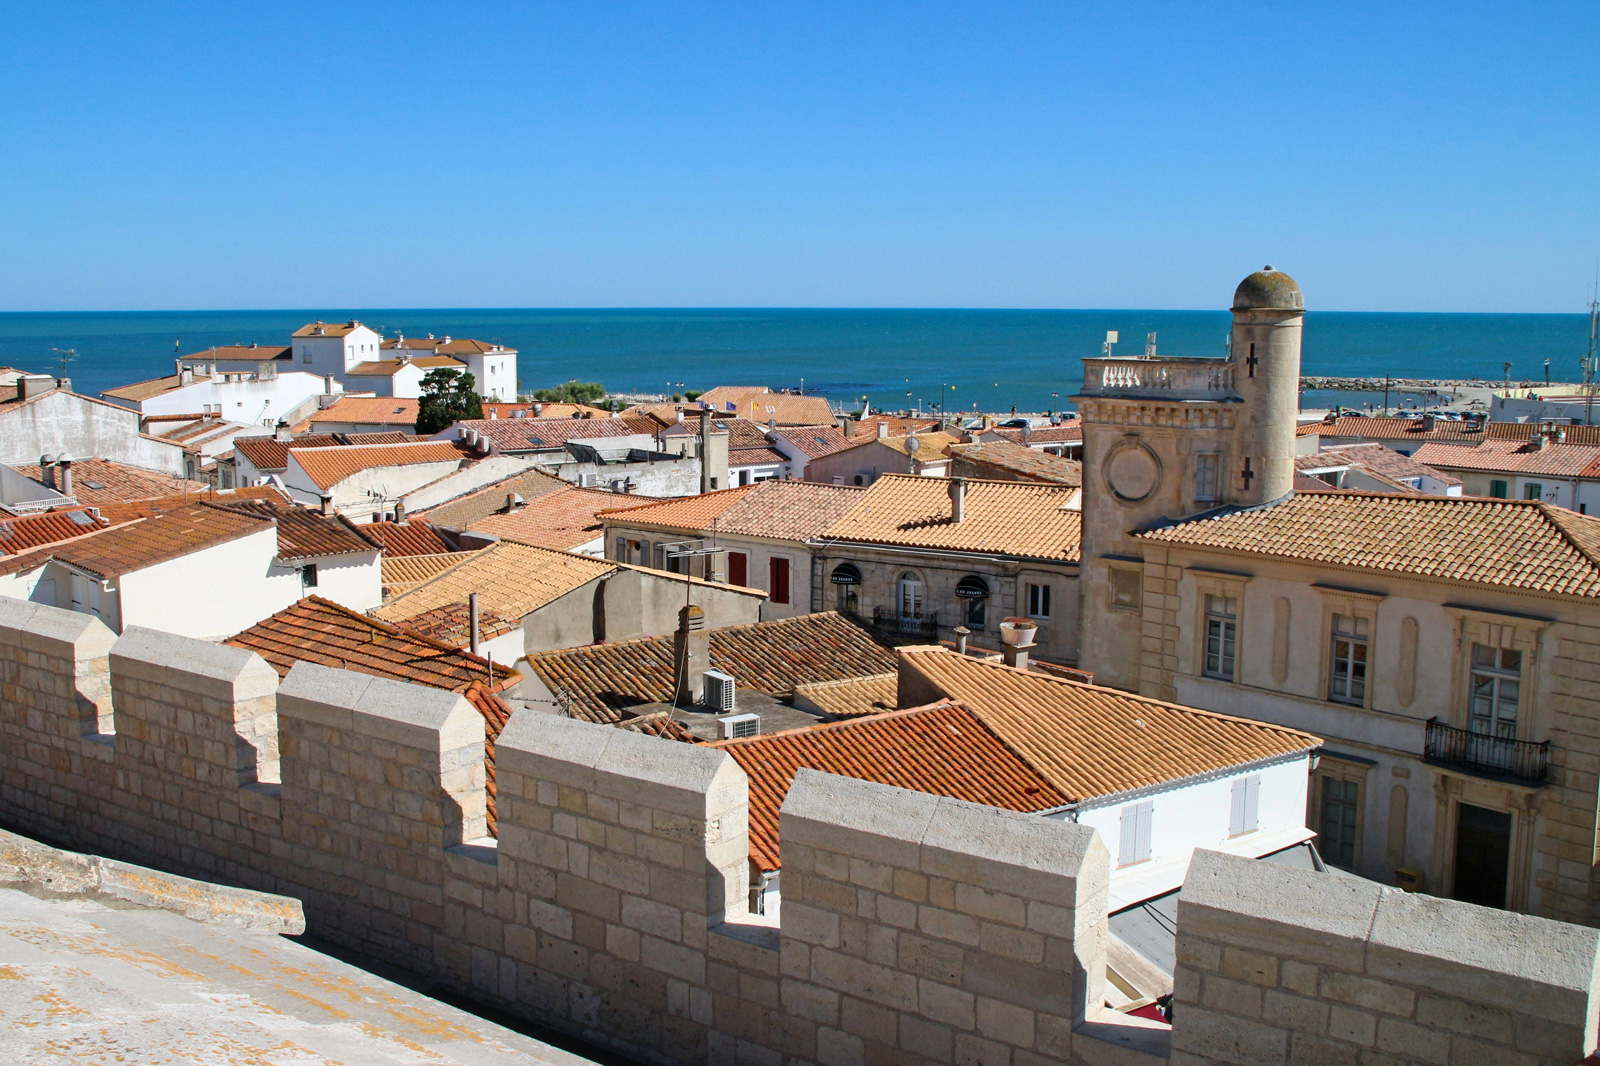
1105;441;1161;502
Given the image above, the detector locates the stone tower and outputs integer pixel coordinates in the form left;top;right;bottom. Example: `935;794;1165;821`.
1073;267;1304;691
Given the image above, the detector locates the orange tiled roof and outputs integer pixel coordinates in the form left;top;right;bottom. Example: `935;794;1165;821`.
696;388;835;426
0;508;108;555
848;416;945;443
374;540;616;626
482;402;609;419
614;710;698;742
1138;491;1600;598
356;518;453;556
0;501;272;580
875;432;960;460
900;647;1320;802
947;440;1083;486
1303;414;1600;447
1296;443;1462;487
467;485;638;551
601;480;864;541
10;458;206;506
524;611;900;724
382;336;513;356
451;416;645;452
91;484;290;524
291;320;367;338
994;418;1083;446
1412;438;1600;478
304;397;420;425
288;440;472;491
393;601;521;648
180;344;291;362
709;702;1067;872
792;672;898;719
770;425;855;460
213;499;375;562
344;356;464;375
233;432;417;473
382;549;480;594
412;467;569;528
821;474;1082;561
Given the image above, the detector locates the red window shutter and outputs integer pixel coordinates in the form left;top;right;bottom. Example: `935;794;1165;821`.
728;552;747;587
770;557;790;604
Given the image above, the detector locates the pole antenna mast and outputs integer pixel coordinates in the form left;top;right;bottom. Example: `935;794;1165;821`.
1586;266;1599;427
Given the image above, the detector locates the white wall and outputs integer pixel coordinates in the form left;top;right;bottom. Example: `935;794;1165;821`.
268;552;382;614
292;325;383;376
460;351;518;401
113;526;285;639
110;372;329;422
281;457;467;519
399;455;537;513
1067;755;1313;911
0;392;187;475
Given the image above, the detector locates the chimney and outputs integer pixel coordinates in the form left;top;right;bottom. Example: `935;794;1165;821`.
1000;617;1037;671
489;409;498;419
468;592;480;655
393;498;407;525
180;366;193;387
274;420;292;441
699;409;713;494
948;477;966;522
56;456;72;498
57;377;71;393
319;496;333;516
40;455;55;490
325;375;336;395
506;492;524;511
840;415;856;437
676;409;685;423
953;626;970;656
533;403;543;416
1421;413;1437;430
877;421;890;439
673;605;710;703
1530;432;1546;451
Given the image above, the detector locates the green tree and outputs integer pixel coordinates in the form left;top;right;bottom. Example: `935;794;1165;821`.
416;368;483;435
531;380;606;405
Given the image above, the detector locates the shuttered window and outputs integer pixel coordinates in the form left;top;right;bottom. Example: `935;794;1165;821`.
1230;774;1261;836
1118;801;1153;867
727;552;748;587
769;557;791;605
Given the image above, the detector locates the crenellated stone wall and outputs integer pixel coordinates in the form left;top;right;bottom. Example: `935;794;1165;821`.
1;596;1597;1066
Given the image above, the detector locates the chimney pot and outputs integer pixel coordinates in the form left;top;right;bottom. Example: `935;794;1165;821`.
674;604;710;703
320;496;333;516
877;421;889;439
948;477;967;522
56;457;72;499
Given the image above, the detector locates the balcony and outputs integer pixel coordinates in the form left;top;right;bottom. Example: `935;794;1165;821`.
1076;356;1239;402
871;607;939;641
1424;718;1549;785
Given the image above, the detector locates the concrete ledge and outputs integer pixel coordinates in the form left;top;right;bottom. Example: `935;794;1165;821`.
1075;1007;1172;1066
0;827;304;935
922;794;1104;904
781;768;940;868
0;598;117;660
111;626;278;702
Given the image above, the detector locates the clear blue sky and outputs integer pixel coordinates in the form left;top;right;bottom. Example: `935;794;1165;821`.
2;2;1595;312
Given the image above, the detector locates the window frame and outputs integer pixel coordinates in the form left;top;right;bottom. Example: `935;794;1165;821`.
1026;581;1051;619
1194;452;1221;503
1315;586;1383;711
1523;482;1543;501
300;563;319;590
1468;644;1522;739
1488;479;1508;499
1107;565;1141;612
1203;593;1239;682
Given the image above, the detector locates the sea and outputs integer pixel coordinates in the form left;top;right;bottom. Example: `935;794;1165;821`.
0;309;1589;416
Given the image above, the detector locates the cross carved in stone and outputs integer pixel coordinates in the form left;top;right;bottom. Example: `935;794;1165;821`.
1246;343;1259;378
1241;457;1254;489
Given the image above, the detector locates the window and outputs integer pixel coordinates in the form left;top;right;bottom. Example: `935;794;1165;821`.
1319;776;1360;868
831;563;860;613
1489;480;1508;499
1195;453;1220;502
727;551;748;587
1329;613;1368;704
302;347;312;364
1523;483;1543;501
769;557;791;605
899;573;924;618
1109;568;1140;611
1204;595;1238;681
1469;644;1521;738
1229;774;1260;836
1026;582;1051;619
1118;801;1153;867
614;536;627;562
300;564;318;589
956;576;989;629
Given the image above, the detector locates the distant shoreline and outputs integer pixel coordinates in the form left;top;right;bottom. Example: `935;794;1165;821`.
1299;376;1580;394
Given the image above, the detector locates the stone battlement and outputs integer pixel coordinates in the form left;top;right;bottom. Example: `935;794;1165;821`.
0;595;1595;1066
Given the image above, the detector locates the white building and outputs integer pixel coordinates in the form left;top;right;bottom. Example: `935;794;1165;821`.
102;369;335;425
0;376;187;476
280;439;479;522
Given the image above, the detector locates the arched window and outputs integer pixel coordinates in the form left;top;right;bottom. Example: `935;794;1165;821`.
955;575;990;629
898;571;923;619
830;563;862;614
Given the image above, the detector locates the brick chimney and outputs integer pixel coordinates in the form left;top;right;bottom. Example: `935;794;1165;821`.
673;605;709;704
274;420;292;442
877;421;890;439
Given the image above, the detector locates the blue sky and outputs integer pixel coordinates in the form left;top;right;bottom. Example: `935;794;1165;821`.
1;2;1595;312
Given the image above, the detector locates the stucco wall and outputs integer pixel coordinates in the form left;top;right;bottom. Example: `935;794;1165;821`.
0;392;187;475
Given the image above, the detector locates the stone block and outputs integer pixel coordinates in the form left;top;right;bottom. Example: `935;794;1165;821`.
0;598;116;662
975;996;1032;1046
921;796;1104;905
811;948;918;1011
112;627;277;704
1319;970;1412;1016
1365;887;1600;1027
899;1015;953;1062
1200;975;1263;1018
782;770;939;869
1220;945;1278;987
817;1026;865;1066
1167;1005;1288;1066
1326;1005;1375;1047
1261;988;1329;1032
920;979;976;1029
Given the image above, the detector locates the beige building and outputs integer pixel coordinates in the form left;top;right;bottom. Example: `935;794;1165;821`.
803;429;957;485
1075;267;1600;924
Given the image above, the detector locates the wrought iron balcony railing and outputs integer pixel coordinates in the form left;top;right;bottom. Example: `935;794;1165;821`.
871;607;939;641
1424;718;1549;785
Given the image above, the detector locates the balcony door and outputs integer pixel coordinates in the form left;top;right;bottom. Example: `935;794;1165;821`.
898;573;923;619
1451;803;1511;909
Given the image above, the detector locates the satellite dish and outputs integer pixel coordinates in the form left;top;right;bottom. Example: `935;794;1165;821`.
905;436;920;456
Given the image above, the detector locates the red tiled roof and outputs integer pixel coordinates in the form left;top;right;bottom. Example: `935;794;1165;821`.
0;501;272;580
947;440;1083;486
994;418;1083;445
288;440;472;491
91;484;290;524
10;459;206;506
524;611;900;724
393;601;520;648
770;425;855;460
450;417;644;452
601;480;865;541
710;702;1066;873
695;388;835;426
382;336;514;355
233;432;416;472
411;467;569;529
355;518;453;556
847;416;944;443
467;485;638;551
304;397;420;426
292;320;367;338
213;499;375;562
1296;443;1462;487
0;508;108;556
822;474;1082;561
1412;439;1600;478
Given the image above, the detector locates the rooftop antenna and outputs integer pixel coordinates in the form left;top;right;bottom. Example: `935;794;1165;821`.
1102;331;1118;359
1145;332;1157;359
1586;267;1599;426
50;347;77;380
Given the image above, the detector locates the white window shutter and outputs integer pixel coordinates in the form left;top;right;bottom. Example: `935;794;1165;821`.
1245;774;1261;833
1135;801;1153;863
1119;806;1139;866
1230;778;1247;836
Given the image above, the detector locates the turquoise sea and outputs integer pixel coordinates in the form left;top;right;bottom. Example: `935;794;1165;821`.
0;309;1589;415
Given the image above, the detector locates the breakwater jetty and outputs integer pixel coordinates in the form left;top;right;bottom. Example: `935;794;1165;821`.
1300;375;1579;392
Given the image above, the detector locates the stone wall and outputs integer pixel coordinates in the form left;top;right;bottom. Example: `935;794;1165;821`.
1;596;1598;1066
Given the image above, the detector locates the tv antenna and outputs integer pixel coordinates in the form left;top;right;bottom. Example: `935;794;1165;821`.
1586;268;1599;426
50;347;77;379
1102;331;1118;358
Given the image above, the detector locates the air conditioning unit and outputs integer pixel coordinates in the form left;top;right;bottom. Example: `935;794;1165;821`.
703;669;736;713
717;712;759;740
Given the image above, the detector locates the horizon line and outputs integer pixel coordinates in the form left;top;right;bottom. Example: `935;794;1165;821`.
0;306;1589;317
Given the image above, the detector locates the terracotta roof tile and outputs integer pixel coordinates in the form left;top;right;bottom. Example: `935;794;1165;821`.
91;484;290;524
601;480;865;541
382;549;481;594
374;540;616;626
467;485;640;550
792;673;899;719
288;440;472;491
525;611;901;724
710;702;1066;872
10;458;206;506
0;508;109;555
994;418;1083;445
849;416;944;442
695;388;835;426
1412;438;1600;478
394;601;520;648
822;474;1082;561
413;467;569;528
450;417;645;452
344;356;463;375
1138;491;1600;598
382;336;514;356
213;499;375;562
356;518;453;556
947;440;1083;486
304;397;420;426
0;501;272;579
900;647;1320;802
292;320;367;338
482;402;609;419
232;432;416;472
1296;443;1462;487
876;432;960;459
770;425;855;460
1303;414;1600;447
614;710;698;742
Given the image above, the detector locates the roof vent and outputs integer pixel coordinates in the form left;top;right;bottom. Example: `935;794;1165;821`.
704;669;737;714
717;712;758;739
